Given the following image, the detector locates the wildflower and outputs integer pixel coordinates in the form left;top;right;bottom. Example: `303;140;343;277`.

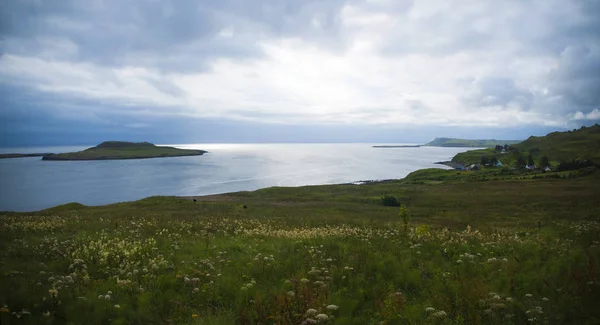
287;291;295;297
0;306;9;313
114;305;120;309
48;289;58;298
456;259;463;264
326;304;339;311
192;314;198;318
104;295;111;301
98;295;104;300
300;278;310;284
525;293;533;298
425;307;436;312
433;310;447;318
315;314;329;321
542;297;549;301
43;311;50;317
193;287;200;293
306;308;318;316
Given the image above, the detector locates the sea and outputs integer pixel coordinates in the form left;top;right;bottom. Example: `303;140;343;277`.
0;144;475;212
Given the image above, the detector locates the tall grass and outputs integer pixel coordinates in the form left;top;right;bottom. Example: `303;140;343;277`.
1;210;599;324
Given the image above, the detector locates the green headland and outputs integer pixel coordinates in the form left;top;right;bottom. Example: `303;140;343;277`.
41;141;207;161
1;126;599;324
425;137;521;147
0;153;53;159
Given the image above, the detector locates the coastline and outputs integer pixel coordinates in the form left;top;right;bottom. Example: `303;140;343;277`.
41;151;207;161
0;153;53;159
434;161;464;169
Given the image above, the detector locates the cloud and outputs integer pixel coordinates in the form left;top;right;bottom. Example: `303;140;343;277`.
1;0;599;137
572;109;600;121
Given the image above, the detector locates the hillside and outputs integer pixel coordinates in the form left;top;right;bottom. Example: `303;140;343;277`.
1;170;600;324
451;124;600;167
42;141;207;160
425;137;521;147
513;124;600;162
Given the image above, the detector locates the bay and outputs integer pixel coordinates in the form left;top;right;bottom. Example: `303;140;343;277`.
0;144;475;212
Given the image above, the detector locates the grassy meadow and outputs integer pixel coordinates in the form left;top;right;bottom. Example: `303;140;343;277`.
1;168;600;324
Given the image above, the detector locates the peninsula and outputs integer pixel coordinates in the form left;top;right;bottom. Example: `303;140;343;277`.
0;153;53;159
424;137;521;147
42;141;207;161
373;145;421;148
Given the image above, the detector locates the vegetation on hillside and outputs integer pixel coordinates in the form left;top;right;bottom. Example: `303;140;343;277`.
424;138;521;148
513;124;600;162
42;141;207;161
1;169;600;324
451;125;600;169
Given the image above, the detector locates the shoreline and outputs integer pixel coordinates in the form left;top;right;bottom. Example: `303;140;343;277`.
41;152;207;161
0;153;53;159
434;161;464;169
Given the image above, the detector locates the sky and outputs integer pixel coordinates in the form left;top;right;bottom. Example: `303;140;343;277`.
1;0;599;146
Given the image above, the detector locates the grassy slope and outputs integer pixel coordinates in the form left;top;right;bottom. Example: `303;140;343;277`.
2;172;600;324
451;124;600;167
42;141;206;160
514;124;600;162
425;138;521;147
1;171;599;324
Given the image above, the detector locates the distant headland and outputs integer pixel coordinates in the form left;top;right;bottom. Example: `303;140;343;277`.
373;145;421;148
0;153;53;159
41;141;207;161
424;138;521;148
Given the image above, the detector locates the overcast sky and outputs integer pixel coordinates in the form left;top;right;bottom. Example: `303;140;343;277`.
1;0;599;146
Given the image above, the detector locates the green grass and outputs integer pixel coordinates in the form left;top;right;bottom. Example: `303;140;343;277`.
2;169;600;324
514;124;600;162
424;138;521;148
42;141;207;161
450;125;600;168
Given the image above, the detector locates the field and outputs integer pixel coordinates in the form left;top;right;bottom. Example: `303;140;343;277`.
42;142;207;161
2;170;600;324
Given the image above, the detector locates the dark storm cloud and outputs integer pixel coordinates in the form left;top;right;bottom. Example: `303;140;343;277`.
548;45;600;115
462;77;534;111
1;0;347;72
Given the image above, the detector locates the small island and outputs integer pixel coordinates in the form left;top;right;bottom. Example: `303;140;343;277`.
373;145;421;148
42;141;207;161
0;153;53;159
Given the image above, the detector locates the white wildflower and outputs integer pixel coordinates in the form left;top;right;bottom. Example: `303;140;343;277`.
326;304;339;311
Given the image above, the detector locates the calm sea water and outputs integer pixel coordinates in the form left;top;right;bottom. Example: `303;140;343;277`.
0;144;474;212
